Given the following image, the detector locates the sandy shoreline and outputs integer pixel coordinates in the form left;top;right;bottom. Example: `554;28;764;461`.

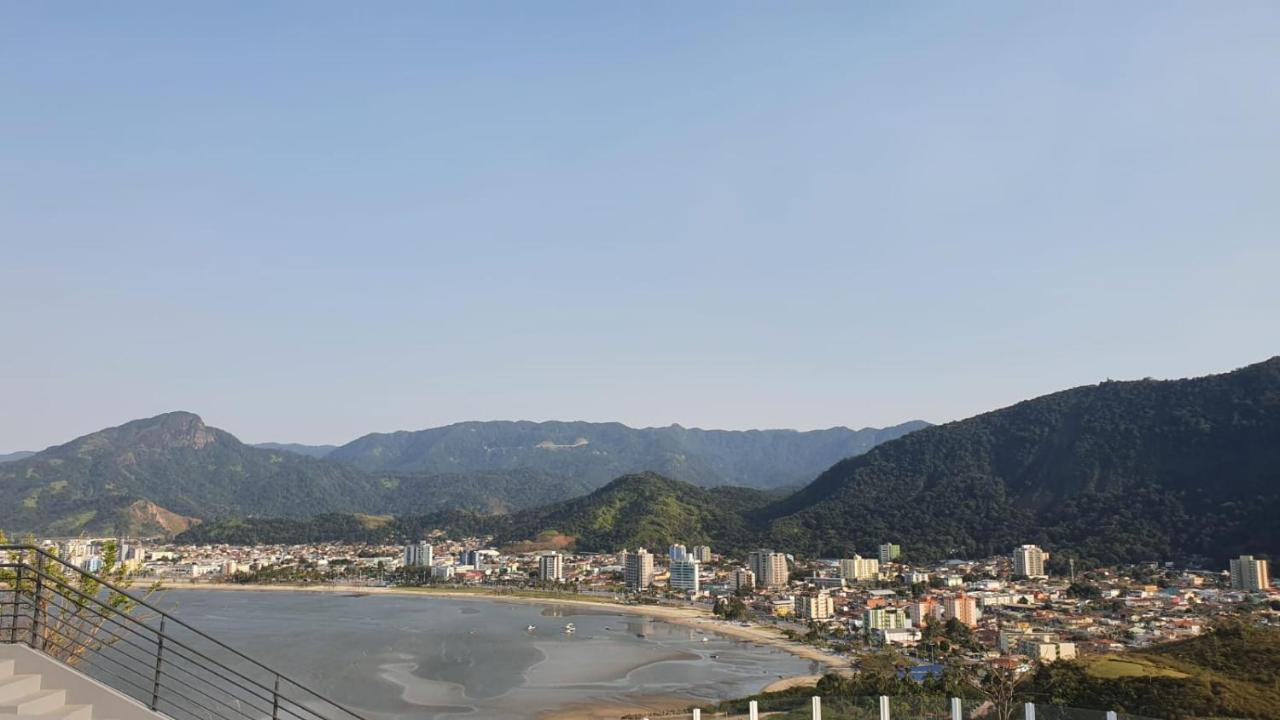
155;581;852;672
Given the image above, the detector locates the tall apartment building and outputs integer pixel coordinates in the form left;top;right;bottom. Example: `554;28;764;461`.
692;545;713;563
908;598;944;627
794;591;835;621
1229;555;1271;591
878;543;901;565
622;548;655;590
404;541;433;568
539;552;564;582
839;555;880;581
669;559;700;593
1012;544;1048;578
461;549;483;568
669;544;688;562
944;593;979;627
731;567;756;592
748;550;789;589
863;607;910;631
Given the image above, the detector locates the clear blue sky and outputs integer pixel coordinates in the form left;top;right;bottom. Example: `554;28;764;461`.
2;2;1278;451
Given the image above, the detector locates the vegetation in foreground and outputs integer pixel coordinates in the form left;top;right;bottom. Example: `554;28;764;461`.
700;623;1280;720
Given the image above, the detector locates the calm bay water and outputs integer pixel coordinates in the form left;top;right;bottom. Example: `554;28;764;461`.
156;590;818;719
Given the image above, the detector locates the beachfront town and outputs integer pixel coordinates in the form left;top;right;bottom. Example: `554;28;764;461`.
28;535;1278;670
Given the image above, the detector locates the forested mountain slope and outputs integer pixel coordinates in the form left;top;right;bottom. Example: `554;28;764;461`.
762;357;1280;564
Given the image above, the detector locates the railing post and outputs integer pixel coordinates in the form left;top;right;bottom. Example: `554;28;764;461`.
879;695;890;720
1024;702;1036;720
692;709;700;720
150;616;166;711
1106;713;1117;720
951;697;962;720
811;695;821;720
749;700;758;720
30;551;44;650
272;674;281;720
8;560;22;644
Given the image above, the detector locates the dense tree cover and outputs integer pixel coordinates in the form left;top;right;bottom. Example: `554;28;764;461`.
328;419;928;489
492;472;773;552
177;473;773;552
764;357;1280;564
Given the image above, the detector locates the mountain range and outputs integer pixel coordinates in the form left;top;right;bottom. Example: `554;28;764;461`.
9;357;1280;566
326;420;928;489
0;414;922;537
182;357;1280;565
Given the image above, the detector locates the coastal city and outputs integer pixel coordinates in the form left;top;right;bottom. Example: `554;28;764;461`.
31;533;1278;674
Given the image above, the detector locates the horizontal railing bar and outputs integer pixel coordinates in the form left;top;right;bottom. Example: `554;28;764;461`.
11;565;294;715
155;667;274;720
20;590;163;660
33;623;170;701
22;589;283;719
36;624;260;720
0;547;364;719
25;600;164;682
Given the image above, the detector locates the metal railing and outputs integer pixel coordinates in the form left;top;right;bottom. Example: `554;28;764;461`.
0;545;367;720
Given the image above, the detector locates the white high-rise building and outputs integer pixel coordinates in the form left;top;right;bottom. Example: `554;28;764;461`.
669;559;700;593
623;548;655;590
539;552;564;582
839;555;880;581
404;541;433;568
748;550;789;589
1229;555;1271;591
1012;545;1048;578
731;567;756;592
692;545;712;563
669;544;688;562
794;591;835;620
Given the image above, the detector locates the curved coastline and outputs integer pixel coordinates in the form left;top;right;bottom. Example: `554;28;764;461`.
154;582;851;671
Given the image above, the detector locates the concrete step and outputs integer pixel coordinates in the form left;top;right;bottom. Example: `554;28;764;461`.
0;676;42;704
0;662;13;680
0;705;93;720
0;689;68;715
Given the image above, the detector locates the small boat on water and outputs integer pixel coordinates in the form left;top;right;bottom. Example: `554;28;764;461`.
564;623;576;634
526;625;537;632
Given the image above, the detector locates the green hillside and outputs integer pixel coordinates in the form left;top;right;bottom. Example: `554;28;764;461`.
762;357;1280;564
1024;623;1280;719
0;412;380;536
175;472;772;552
0;413;592;537
496;472;774;551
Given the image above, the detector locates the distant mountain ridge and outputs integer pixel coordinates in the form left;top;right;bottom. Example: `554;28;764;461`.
250;442;337;458
173;357;1280;564
0;451;35;464
327;419;929;489
0;412;920;537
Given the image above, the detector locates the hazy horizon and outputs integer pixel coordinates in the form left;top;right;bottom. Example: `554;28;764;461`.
4;2;1278;452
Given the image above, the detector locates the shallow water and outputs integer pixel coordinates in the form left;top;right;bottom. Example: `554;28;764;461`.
155;590;819;719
